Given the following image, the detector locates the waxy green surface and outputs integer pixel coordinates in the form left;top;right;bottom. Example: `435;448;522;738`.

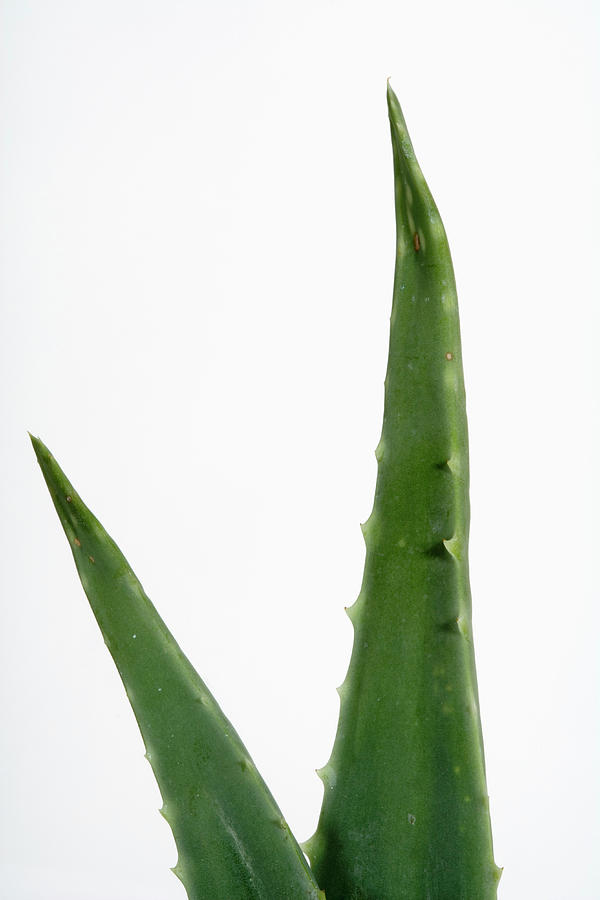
33;84;499;899
306;84;500;898
31;435;323;900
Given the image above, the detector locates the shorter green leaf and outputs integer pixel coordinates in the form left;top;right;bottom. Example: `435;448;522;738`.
31;435;323;900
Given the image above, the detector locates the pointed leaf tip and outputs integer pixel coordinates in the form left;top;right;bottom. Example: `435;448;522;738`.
29;432;46;460
386;83;412;158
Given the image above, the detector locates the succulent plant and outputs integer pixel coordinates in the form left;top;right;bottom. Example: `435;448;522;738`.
32;83;499;899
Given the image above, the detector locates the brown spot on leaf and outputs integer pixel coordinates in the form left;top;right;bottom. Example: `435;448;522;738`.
413;231;421;252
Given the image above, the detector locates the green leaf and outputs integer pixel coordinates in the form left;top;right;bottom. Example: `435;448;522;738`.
306;84;501;899
31;434;324;900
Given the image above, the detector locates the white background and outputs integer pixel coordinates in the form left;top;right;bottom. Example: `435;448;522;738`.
1;1;598;898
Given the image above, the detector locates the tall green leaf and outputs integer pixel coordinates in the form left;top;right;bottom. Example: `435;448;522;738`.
306;83;500;899
31;435;323;900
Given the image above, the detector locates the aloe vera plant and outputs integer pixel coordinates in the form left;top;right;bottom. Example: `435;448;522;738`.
32;84;499;898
